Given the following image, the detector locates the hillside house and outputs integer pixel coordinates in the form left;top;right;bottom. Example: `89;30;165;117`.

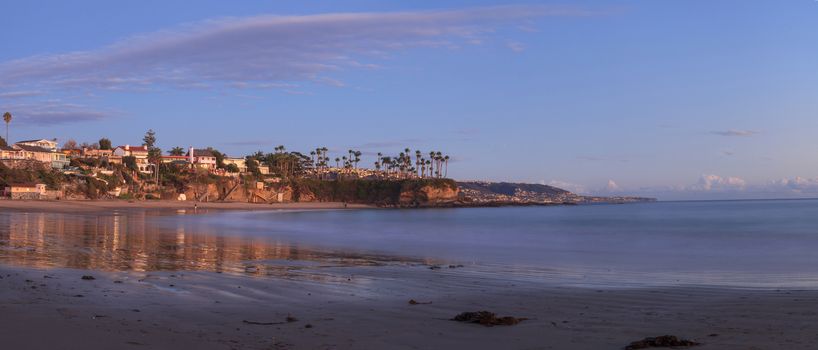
187;148;217;170
161;155;189;164
82;148;113;159
113;145;152;174
0;146;24;160
3;183;46;199
13;144;54;164
223;157;247;173
16;139;58;152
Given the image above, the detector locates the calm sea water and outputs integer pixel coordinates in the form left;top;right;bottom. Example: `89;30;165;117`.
2;199;818;288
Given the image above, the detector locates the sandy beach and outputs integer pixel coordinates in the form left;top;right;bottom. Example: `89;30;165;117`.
1;263;816;350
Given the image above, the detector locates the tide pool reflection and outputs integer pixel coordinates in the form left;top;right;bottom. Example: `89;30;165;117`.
0;210;417;276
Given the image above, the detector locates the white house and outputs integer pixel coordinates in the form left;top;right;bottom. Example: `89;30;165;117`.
113;145;152;173
187;148;217;170
16;139;58;152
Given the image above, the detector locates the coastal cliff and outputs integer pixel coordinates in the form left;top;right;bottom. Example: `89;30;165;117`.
293;178;459;207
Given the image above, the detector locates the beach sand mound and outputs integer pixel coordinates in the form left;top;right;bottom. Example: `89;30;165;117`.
451;311;527;327
625;335;700;349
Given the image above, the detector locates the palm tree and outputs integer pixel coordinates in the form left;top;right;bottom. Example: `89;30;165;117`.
168;147;185;156
3;112;11;142
444;155;450;178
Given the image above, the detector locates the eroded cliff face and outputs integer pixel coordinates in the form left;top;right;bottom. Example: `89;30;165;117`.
399;184;459;207
173;178;459;207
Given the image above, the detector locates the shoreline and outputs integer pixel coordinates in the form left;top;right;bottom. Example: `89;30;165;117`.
0;198;656;213
0;199;375;213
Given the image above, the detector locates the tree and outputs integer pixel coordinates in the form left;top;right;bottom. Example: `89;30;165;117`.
245;155;260;175
63;139;78;150
98;138;112;150
3;112;11;142
142;129;161;164
142;129;156;149
225;163;240;173
0;136;7;148
168;147;185;156
123;156;138;172
208;148;225;169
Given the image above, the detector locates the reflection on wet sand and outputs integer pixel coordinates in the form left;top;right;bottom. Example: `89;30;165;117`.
0;210;420;277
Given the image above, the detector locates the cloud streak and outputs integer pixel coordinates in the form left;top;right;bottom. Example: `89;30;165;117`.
710;130;758;137
0;5;590;93
3;102;114;126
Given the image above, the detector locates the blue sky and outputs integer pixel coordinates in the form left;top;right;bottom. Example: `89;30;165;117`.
1;0;817;199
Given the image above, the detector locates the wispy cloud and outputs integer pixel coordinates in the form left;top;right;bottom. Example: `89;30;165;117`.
710;129;758;137
0;90;43;99
5;102;114;126
0;5;592;94
506;41;526;52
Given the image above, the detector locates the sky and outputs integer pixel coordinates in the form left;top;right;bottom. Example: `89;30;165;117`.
1;0;817;200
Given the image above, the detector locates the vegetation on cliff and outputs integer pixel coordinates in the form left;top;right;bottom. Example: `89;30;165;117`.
292;178;458;206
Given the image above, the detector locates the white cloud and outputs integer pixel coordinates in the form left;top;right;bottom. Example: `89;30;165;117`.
0;6;590;94
605;179;621;192
693;174;747;191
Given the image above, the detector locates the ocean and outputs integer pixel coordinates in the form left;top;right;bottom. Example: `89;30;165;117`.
2;199;818;288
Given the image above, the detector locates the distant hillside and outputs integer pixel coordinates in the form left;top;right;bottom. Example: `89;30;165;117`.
458;181;571;197
457;181;578;204
457;181;655;205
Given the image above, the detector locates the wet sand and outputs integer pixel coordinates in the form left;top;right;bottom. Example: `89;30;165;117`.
2;263;818;350
0;199;374;213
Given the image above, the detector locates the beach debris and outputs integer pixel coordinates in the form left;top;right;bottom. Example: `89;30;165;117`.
305;324;313;329
624;335;700;349
81;275;96;280
286;315;298;323
428;265;442;270
242;320;285;326
408;299;432;305
451;311;527;327
448;264;465;269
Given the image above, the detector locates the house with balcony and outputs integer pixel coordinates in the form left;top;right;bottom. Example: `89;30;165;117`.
82;148;113;159
13;144;54;164
16;139;58;152
0;145;24;160
187;148;217;170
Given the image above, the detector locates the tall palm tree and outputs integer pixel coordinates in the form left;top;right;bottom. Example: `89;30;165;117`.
444;155;450;178
3;112;11;142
